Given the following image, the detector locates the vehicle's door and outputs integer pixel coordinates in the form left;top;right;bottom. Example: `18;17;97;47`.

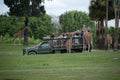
37;42;52;53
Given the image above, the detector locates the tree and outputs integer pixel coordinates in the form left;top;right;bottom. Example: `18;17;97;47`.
89;0;115;49
89;0;106;49
29;15;55;39
114;0;120;50
0;15;55;41
59;10;96;45
4;0;46;45
59;10;95;33
0;15;24;37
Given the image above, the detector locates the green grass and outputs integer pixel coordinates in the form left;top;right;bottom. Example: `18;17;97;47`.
0;44;120;80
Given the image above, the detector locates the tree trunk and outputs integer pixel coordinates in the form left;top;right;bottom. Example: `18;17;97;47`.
24;16;28;45
105;0;108;34
104;0;109;50
113;0;119;50
96;20;105;49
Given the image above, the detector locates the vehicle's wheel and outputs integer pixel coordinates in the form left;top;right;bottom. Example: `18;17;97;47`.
51;50;55;54
89;44;92;52
28;51;36;55
79;48;83;52
61;50;66;53
71;50;76;53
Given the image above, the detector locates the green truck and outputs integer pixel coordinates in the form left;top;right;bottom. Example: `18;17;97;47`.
23;37;83;55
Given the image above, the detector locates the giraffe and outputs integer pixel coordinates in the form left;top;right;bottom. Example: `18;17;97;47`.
105;34;112;50
83;30;93;52
65;32;74;53
13;28;24;45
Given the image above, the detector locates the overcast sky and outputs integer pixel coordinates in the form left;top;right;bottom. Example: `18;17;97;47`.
0;0;90;15
0;0;119;27
44;0;90;15
0;0;9;14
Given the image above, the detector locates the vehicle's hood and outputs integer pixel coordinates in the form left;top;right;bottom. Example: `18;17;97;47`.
26;46;38;50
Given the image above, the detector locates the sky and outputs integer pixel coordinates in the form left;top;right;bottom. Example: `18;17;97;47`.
0;0;9;14
0;0;90;15
44;0;90;16
0;0;119;27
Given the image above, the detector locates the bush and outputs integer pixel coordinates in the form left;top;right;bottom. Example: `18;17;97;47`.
28;36;41;45
0;35;41;45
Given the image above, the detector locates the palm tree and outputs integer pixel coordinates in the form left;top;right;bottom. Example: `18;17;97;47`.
89;0;115;49
89;0;106;49
104;0;109;49
114;0;120;50
105;0;108;34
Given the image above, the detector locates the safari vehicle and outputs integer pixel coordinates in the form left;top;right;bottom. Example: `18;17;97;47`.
23;37;83;55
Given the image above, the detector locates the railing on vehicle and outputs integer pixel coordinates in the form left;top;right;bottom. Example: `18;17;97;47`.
43;37;83;49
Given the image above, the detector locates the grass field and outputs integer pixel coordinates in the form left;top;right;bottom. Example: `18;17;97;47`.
0;44;120;80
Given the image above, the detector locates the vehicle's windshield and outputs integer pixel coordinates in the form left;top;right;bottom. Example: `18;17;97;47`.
36;42;42;47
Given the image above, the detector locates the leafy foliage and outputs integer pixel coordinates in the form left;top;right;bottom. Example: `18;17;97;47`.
89;0;115;20
29;15;55;39
0;15;55;40
59;10;96;46
0;15;24;37
59;10;95;33
4;0;47;45
4;0;46;17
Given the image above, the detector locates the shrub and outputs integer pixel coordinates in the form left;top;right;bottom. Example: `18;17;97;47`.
0;35;41;45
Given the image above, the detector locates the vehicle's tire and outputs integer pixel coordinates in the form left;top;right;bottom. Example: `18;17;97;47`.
89;44;92;52
79;48;83;52
52;50;55;54
28;51;37;55
71;50;76;53
61;50;66;53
